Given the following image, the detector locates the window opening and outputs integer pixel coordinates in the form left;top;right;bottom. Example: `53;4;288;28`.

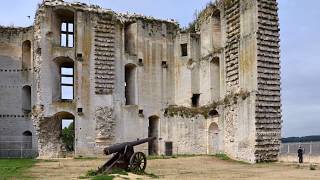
191;94;200;107
181;43;188;57
61;65;74;100
61;22;74;47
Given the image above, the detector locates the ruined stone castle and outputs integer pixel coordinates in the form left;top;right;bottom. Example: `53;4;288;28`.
0;0;281;163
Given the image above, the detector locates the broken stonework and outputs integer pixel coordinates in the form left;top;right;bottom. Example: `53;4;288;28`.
95;107;115;145
0;0;281;163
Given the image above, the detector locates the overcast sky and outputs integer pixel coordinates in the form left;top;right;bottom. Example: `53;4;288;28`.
0;0;319;137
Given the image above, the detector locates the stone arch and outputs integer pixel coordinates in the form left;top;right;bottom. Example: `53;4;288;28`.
22;85;31;113
38;111;75;158
208;122;219;154
54;111;75;120
22;40;31;68
23;131;32;136
56;111;75;152
148;115;159;155
125;63;137;105
208;109;219;117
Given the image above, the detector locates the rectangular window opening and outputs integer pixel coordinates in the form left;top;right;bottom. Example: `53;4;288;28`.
181;43;188;57
191;94;200;107
61;22;74;48
61;66;74;100
165;142;173;156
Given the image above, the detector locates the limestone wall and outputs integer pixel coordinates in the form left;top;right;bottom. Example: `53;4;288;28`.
0;27;37;157
255;0;282;162
0;0;282;162
173;33;193;106
159;115;220;155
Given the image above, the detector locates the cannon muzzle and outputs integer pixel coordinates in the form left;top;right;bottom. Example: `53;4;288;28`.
104;137;156;155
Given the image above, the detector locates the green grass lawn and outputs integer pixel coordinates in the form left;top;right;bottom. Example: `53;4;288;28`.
0;159;37;180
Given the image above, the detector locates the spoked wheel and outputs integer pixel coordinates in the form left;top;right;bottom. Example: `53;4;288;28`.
129;152;147;174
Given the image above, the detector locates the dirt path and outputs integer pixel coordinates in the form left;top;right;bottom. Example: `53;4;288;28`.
28;156;320;180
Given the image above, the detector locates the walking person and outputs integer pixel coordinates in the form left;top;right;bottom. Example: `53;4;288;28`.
297;146;304;163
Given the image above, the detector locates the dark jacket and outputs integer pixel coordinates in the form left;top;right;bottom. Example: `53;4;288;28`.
298;148;303;157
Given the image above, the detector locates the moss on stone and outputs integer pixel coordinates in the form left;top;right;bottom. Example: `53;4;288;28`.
164;90;250;119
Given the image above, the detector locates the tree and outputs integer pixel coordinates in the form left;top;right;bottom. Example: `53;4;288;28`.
62;122;74;151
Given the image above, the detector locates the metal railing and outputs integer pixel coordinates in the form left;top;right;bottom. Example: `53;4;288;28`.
280;142;320;155
0;136;37;158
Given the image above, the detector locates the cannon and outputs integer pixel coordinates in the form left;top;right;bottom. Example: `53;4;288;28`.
98;137;156;174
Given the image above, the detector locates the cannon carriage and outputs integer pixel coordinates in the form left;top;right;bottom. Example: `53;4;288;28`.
98;137;156;174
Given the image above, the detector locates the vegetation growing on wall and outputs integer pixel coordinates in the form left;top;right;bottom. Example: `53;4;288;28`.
164;90;250;119
184;1;219;33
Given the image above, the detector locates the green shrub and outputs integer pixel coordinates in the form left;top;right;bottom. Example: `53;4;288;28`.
214;153;231;161
310;164;317;170
61;122;75;151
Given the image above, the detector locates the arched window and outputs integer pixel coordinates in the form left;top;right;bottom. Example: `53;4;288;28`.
23;131;32;136
22;85;31;113
22;40;31;68
22;131;32;149
125;64;137;105
209;109;219;117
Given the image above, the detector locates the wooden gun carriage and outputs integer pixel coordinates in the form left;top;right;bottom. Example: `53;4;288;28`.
98;137;156;174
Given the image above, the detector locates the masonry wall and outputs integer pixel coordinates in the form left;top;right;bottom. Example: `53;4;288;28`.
255;0;282;162
160;115;222;155
0;0;282;162
118;20;177;151
0;27;37;157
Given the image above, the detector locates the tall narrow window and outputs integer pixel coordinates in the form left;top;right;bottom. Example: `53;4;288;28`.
22;40;31;68
61;22;74;48
191;94;200;107
181;43;188;57
22;85;31;113
61;65;74;100
125;64;137;105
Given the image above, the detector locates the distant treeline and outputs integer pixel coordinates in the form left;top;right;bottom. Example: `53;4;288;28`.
282;136;320;143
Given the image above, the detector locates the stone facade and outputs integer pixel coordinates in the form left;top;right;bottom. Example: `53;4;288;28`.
0;0;281;163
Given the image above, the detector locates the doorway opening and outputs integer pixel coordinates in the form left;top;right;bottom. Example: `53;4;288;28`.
61;117;75;152
148;116;159;155
208;122;219;154
165;142;173;156
125;63;137;105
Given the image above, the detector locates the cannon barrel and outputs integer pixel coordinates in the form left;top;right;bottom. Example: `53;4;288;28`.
104;137;156;155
